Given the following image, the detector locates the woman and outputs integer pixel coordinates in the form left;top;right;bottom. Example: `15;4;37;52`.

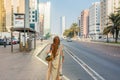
3;36;7;48
46;36;64;80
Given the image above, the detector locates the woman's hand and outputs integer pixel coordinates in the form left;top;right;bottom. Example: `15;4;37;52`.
62;56;64;63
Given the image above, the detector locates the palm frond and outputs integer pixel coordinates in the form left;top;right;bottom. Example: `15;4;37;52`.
103;26;112;35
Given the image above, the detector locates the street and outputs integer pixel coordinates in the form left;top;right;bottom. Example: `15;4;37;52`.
38;40;120;80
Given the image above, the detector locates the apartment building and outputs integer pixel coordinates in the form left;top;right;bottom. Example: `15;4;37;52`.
0;0;6;32
89;2;100;40
29;0;39;33
80;10;89;38
4;0;12;32
100;0;120;33
18;0;25;13
39;1;51;36
60;16;66;36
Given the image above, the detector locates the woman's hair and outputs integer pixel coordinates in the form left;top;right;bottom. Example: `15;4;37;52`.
51;36;60;58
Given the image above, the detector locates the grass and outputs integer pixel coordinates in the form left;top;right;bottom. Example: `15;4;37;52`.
104;41;120;44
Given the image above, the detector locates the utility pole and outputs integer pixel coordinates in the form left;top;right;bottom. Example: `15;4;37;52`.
24;0;29;49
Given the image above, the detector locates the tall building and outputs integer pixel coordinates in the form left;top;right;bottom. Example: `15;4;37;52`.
0;0;6;32
39;15;44;36
29;0;39;33
44;1;51;36
18;0;40;33
12;0;19;13
80;10;89;38
60;16;66;36
119;0;120;7
78;16;81;36
100;0;120;33
89;2;100;40
18;0;25;13
39;1;51;36
11;0;19;27
39;3;45;36
4;0;12;32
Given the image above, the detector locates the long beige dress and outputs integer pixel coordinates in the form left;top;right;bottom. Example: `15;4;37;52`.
47;45;62;80
51;49;61;80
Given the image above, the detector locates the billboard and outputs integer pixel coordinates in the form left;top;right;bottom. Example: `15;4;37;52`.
14;13;25;28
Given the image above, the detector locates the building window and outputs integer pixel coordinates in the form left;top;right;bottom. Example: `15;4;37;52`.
32;20;35;22
32;11;35;14
32;15;35;18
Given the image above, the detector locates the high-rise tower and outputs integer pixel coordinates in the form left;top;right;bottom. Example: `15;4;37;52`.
60;16;66;36
0;0;6;32
39;1;51;36
89;2;100;40
100;0;120;33
80;10;89;38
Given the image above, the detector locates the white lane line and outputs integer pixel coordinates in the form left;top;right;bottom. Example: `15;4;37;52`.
35;55;48;65
65;47;105;80
62;75;70;80
35;47;70;80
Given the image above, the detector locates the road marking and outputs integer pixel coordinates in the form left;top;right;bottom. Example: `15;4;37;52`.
35;46;70;80
65;47;105;80
35;54;48;65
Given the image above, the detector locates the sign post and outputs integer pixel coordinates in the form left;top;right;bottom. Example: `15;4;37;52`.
14;13;25;51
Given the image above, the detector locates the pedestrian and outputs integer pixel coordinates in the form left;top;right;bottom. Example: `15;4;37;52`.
46;36;64;80
3;36;7;48
41;38;43;42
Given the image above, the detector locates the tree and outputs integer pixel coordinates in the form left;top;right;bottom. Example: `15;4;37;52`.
63;23;80;38
103;26;113;42
70;23;79;38
45;33;51;39
103;12;120;43
108;13;120;43
63;29;71;37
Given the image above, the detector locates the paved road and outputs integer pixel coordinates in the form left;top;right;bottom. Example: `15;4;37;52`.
63;40;120;80
38;39;120;80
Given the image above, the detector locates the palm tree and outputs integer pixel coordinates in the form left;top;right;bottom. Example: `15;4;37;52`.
63;23;80;38
107;13;120;43
70;23;79;38
103;26;113;42
76;27;80;36
63;29;70;37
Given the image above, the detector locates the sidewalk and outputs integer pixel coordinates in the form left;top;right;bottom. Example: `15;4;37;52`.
0;40;49;80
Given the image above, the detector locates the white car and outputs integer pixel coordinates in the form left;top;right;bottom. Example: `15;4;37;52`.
67;38;72;42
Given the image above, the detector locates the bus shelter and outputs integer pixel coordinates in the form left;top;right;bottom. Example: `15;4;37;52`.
10;27;36;52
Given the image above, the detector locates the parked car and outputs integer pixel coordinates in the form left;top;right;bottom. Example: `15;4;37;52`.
13;38;19;44
67;37;72;42
7;39;17;45
0;39;4;45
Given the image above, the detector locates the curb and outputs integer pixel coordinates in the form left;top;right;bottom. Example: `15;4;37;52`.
77;40;120;47
90;41;120;47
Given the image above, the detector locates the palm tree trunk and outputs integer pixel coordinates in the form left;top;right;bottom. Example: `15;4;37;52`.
74;30;76;38
107;34;109;43
115;29;119;43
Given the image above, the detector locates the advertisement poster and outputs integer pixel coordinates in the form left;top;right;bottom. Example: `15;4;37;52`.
14;14;25;28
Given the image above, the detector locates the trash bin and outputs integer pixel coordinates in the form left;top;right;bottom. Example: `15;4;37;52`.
26;38;32;51
20;42;24;51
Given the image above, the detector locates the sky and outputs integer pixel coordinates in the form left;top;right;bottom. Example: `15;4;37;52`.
40;0;100;34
